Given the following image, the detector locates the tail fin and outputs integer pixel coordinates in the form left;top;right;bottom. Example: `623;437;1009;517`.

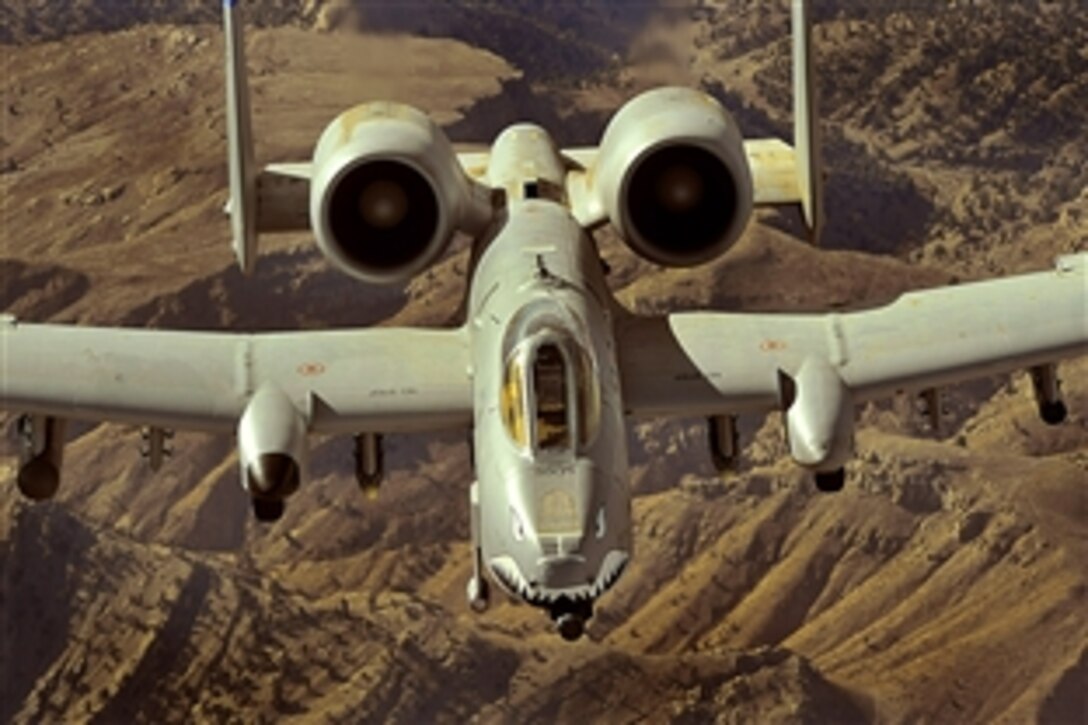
224;0;258;274
791;0;823;244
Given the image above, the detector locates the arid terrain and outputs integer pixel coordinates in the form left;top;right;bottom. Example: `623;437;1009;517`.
1;1;1086;722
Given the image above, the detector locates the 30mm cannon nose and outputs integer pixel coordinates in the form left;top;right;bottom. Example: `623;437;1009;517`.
550;596;593;642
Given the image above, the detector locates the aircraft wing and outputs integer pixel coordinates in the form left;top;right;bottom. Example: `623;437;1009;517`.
0;321;472;434
618;254;1088;418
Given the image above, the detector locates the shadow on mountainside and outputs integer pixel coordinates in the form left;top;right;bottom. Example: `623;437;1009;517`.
119;248;407;331
0;505;98;722
0;259;91;320
444;77;612;147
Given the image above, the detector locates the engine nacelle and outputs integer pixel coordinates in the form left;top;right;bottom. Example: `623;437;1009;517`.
310;102;492;284
592;87;754;267
779;360;854;475
16;415;67;501
238;385;307;520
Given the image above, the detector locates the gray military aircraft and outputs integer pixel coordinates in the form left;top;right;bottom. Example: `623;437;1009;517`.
3;0;1086;640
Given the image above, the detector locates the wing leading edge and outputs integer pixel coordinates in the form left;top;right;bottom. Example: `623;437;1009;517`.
0;320;472;434
618;254;1088;418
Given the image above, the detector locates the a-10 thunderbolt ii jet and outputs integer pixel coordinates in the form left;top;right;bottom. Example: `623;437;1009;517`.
3;0;1085;640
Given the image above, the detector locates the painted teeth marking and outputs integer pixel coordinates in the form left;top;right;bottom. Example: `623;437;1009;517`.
491;552;630;608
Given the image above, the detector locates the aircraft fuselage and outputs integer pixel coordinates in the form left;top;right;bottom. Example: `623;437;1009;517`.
467;125;631;625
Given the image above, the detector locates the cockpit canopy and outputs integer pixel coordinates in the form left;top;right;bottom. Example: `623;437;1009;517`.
500;330;601;455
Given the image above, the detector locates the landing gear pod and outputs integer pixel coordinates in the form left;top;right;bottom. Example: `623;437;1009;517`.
16;415;67;501
238;385;308;522
779;360;855;490
813;468;846;493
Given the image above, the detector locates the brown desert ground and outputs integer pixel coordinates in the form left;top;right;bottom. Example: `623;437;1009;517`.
1;2;1086;722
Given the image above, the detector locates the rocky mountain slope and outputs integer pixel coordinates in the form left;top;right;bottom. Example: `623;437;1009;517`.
1;2;1086;722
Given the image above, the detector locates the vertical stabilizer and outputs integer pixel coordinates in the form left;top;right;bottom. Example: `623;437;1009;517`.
225;0;258;274
791;0;823;244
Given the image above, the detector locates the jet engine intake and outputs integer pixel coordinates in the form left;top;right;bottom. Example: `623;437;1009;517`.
238;385;308;521
591;87;754;267
310;102;492;284
16;415;66;501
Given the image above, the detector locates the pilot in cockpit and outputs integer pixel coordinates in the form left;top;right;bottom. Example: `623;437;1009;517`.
500;329;599;459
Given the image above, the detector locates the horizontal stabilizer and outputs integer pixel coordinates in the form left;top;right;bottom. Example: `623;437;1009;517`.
554;142;811;223
744;139;802;205
222;164;311;233
256;163;310;232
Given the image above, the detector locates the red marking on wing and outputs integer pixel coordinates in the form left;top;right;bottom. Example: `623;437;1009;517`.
296;362;327;377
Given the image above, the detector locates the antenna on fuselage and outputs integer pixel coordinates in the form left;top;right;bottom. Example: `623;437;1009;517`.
791;0;824;245
535;254;552;280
